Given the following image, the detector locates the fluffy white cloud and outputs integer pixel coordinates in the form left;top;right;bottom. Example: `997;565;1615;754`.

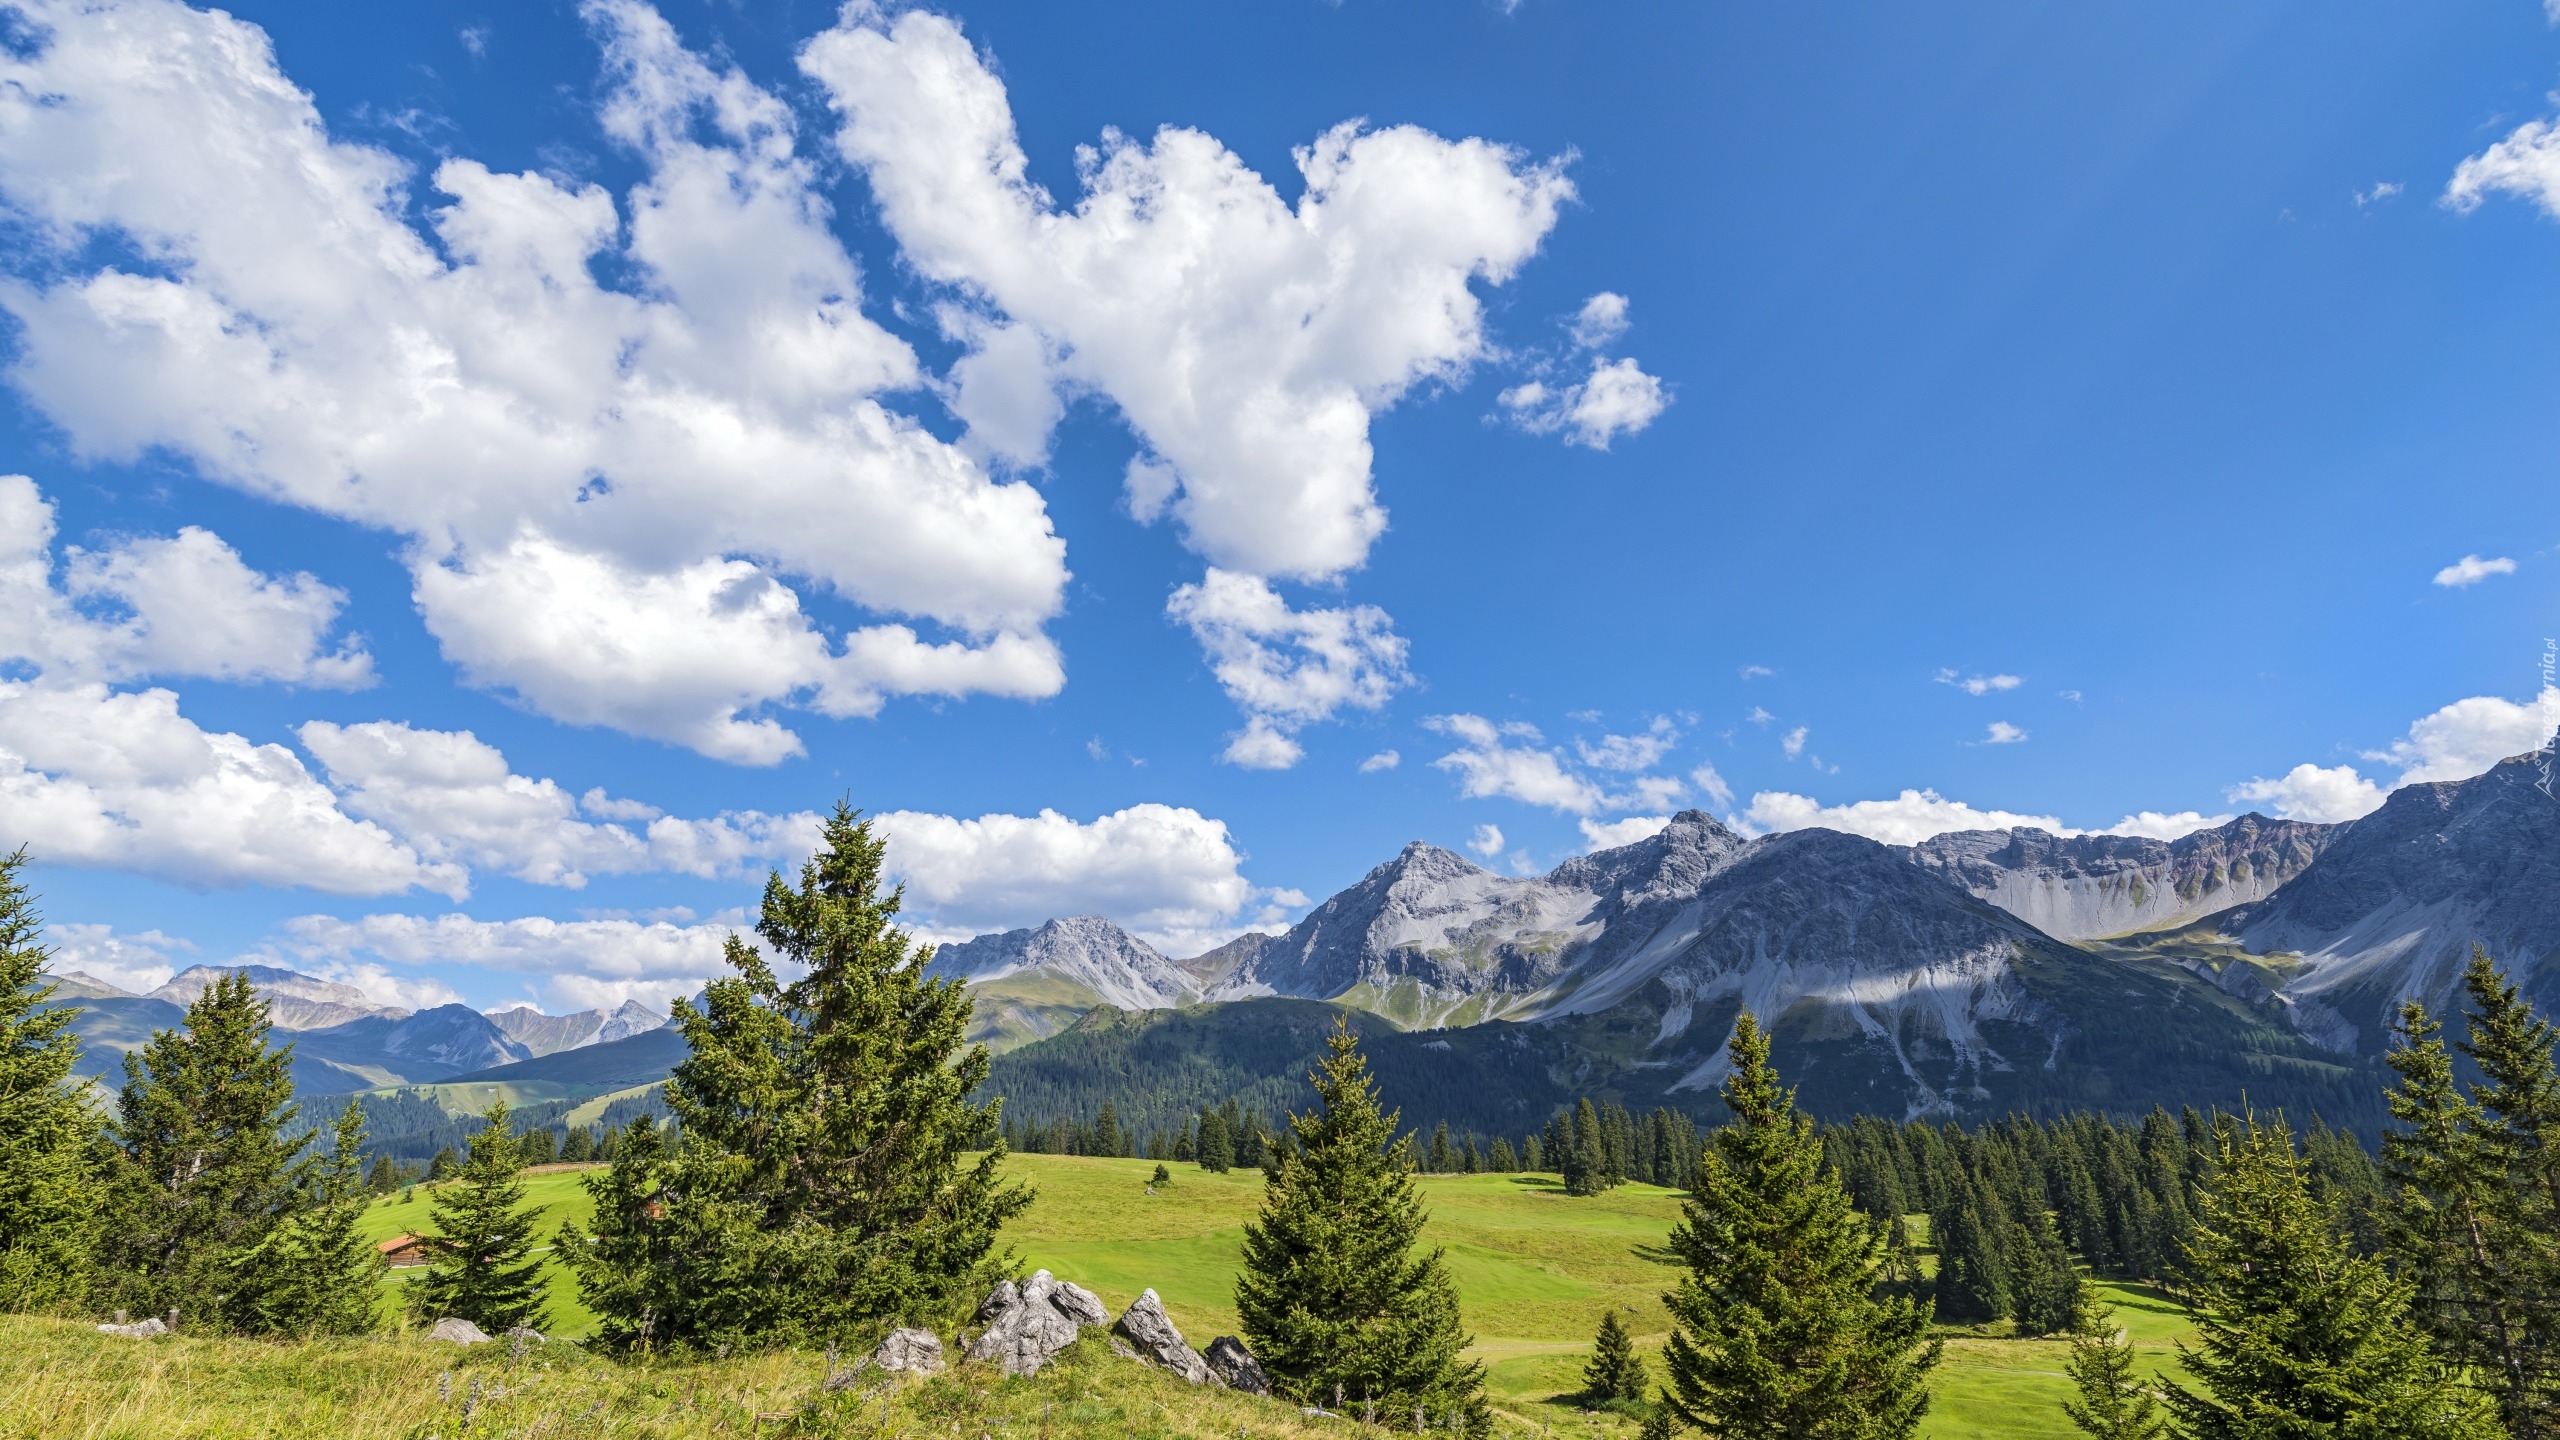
1578;814;1670;851
1467;823;1506;859
1167;569;1411;769
0;0;1065;761
1936;669;2021;695
1427;715;1606;814
280;912;735;1012
2102;811;2234;841
298;720;816;888
874;804;1274;955
1983;721;2028;745
1742;788;2072;846
1500;356;1668;449
0;475;370;688
0;681;462;896
2448;118;2560;218
2365;685;2560;785
1689;762;1736;810
1570;292;1630;350
1359;749;1401;773
1576;717;1679;772
1781;726;1810;759
806;6;1571;583
2226;763;2387;825
2431;554;2516;588
43;922;194;994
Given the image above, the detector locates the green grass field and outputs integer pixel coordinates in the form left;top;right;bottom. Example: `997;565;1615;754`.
0;1152;2189;1438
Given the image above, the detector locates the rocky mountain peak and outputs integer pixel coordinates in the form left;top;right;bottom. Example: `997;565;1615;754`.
150;963;403;1030
928;916;1197;1011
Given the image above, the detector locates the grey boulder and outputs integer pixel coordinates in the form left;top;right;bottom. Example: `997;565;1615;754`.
1204;1336;1270;1395
1112;1289;1216;1385
96;1317;168;1338
874;1327;947;1376
426;1317;492;1346
966;1270;1102;1376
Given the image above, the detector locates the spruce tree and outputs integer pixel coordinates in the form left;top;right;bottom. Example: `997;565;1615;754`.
1199;1108;1236;1173
0;849;98;1313
1236;1018;1487;1433
2162;1113;2499;1440
2449;950;2560;1437
560;803;1027;1349
1660;1013;1940;1438
1586;1307;1650;1403
410;1100;547;1333
2384;998;2541;1436
2062;1300;2164;1440
95;972;305;1330
231;1102;383;1335
1933;1188;2010;1325
2009;1210;2084;1337
1490;1138;1518;1173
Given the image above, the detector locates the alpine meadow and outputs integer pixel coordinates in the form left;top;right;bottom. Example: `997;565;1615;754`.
2;0;2557;1437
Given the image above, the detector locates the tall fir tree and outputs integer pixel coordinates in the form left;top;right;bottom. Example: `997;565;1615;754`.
1933;1187;2010;1325
410;1100;547;1334
1660;1013;1941;1439
0;849;98;1313
2008;1209;2085;1337
229;1102;383;1335
2384;997;2544;1438
2062;1301;2164;1440
1198;1108;1236;1173
2448;950;2560;1438
2162;1113;2500;1440
1586;1307;1650;1403
1236;1019;1488;1434
95;972;306;1330
560;803;1027;1349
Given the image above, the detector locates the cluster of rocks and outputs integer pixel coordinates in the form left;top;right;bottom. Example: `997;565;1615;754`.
838;1269;1269;1392
423;1318;545;1347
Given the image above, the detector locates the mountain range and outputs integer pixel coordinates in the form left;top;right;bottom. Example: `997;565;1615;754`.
29;745;2553;1140
964;746;2560;1130
35;964;668;1098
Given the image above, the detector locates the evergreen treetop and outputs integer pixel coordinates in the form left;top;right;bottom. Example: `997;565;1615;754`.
1586;1307;1650;1404
411;1099;548;1335
0;848;98;1313
2162;1111;2500;1440
230;1101;383;1336
1659;1012;1941;1440
1236;1018;1488;1434
2062;1301;2164;1440
96;971;306;1330
561;802;1027;1350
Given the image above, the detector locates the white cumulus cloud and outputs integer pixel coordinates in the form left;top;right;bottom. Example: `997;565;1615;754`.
0;681;462;896
42;922;195;994
874;803;1277;956
2365;685;2560;785
298;720;817;888
1578;815;1670;851
1359;749;1401;773
805;5;1571;583
2448;117;2560;218
0;476;371;689
1467;823;1506;859
279;911;738;1013
0;0;1066;762
1500;356;1668;450
2431;554;2516;588
1936;669;2022;695
1427;715;1607;814
2226;764;2387;825
1982;721;2028;745
1167;569;1411;770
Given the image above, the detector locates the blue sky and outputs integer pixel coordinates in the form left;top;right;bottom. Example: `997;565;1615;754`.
2;0;2554;1013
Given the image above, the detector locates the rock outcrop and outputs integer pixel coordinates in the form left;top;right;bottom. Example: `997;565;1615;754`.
1203;1336;1270;1394
872;1327;946;1376
426;1317;492;1345
966;1271;1108;1376
1111;1289;1215;1384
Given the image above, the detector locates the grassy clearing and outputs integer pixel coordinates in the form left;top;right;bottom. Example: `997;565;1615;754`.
2;1152;2188;1438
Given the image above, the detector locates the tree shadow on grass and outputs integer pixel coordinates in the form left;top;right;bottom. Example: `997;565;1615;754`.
1629;1244;1684;1267
1507;1175;1566;1191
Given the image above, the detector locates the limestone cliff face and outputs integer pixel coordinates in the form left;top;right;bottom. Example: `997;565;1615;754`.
1901;815;2336;940
2229;751;2560;1053
927;915;1199;1011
